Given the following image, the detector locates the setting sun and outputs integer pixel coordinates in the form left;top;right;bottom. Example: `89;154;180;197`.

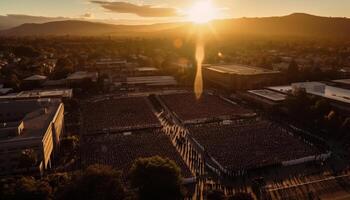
187;0;219;24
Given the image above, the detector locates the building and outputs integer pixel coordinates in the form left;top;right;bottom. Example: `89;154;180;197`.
203;64;282;90
133;67;160;76
126;76;177;87
239;89;287;110
0;84;13;96
95;59;127;69
332;79;350;89
94;59;128;77
66;71;98;84
0;89;73;101
0;99;64;175
42;79;67;89
269;82;350;115
115;76;178;91
22;75;48;89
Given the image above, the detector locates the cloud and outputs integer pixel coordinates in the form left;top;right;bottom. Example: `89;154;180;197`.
91;1;179;17
81;13;94;18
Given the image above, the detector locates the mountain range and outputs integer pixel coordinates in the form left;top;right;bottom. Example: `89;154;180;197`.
1;13;350;39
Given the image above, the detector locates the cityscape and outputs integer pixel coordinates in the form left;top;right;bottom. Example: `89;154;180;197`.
1;1;350;200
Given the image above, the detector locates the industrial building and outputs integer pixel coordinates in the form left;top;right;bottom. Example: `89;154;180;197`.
332;79;350;89
0;89;73;101
269;82;350;115
0;99;65;175
203;64;282;90
238;89;287;110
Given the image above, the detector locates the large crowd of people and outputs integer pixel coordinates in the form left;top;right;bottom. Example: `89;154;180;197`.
161;93;253;122
81;97;160;133
81;129;193;180
265;168;350;200
188;120;321;173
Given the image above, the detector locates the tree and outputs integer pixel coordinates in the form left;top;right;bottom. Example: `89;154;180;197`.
13;46;40;58
207;189;225;200
341;118;350;135
46;172;72;194
311;99;331;124
19;149;38;171
5;73;21;90
51;58;74;80
324;110;341;136
228;192;254;200
129;156;183;200
58;164;125;200
312;99;331;117
287;60;299;81
12;177;52;200
60;136;79;154
285;88;312;119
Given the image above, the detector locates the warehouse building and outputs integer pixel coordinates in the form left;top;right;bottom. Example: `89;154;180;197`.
203;64;282;90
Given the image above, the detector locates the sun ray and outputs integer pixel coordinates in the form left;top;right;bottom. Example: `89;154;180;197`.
194;32;205;99
187;0;219;24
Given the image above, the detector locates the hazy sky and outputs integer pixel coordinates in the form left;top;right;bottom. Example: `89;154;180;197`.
1;0;350;24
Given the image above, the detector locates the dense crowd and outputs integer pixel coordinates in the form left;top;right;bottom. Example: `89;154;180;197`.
188;120;321;172
81;129;192;179
266;169;350;200
161;93;253;122
81;97;160;133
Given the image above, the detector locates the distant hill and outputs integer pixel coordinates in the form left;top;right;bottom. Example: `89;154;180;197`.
1;20;128;36
0;14;68;30
1;13;350;39
0;20;186;36
211;13;350;39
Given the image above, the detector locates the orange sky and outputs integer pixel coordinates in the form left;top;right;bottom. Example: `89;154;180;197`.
1;0;349;25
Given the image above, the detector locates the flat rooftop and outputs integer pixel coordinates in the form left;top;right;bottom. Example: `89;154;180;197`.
23;75;47;81
248;89;287;102
0;99;61;142
126;76;177;86
268;85;293;94
0;89;73;100
269;82;350;104
333;79;350;85
189;120;321;171
95;59;127;65
66;71;97;80
136;67;159;72
0;88;13;95
206;64;280;75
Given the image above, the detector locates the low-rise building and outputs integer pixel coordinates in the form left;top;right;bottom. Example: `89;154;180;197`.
203;64;282;90
332;79;350;89
239;89;287;110
0;99;64;175
0;89;73;101
269;82;350;115
22;75;48;89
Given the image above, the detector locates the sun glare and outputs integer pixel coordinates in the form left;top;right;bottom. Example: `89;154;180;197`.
187;0;219;24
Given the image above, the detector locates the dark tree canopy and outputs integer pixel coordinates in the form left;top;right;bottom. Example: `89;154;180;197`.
51;57;74;80
0;177;53;200
207;189;226;200
19;149;38;170
13;46;40;58
58;164;125;200
129;156;183;200
228;192;254;200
